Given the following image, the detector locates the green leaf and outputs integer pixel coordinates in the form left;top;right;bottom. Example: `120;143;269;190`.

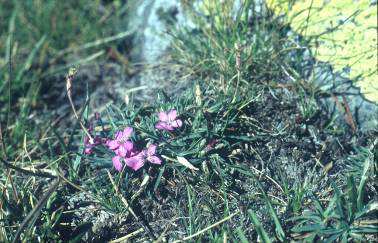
347;176;358;220
357;151;371;211
292;224;322;233
351;226;378;234
313;199;325;216
153;165;165;192
288;215;322;222
355;201;378;219
331;182;345;221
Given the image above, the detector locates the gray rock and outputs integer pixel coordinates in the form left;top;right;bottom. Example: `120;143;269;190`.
308;62;377;131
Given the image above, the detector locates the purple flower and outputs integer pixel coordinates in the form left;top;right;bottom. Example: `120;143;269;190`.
84;136;94;154
155;110;183;131
125;144;162;171
83;129;101;155
84;136;101;154
107;127;134;157
112;155;124;172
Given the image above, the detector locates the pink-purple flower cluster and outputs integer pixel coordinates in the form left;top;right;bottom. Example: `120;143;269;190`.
155;110;183;131
107;127;134;157
112;143;161;171
84;109;182;172
83;124;102;154
106;127;162;172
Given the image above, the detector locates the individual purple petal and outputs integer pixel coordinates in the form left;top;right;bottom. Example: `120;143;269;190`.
167;110;177;121
155;122;165;130
171;119;183;128
148;156;162;165
124;141;134;152
115;130;124;141
93;136;102;145
155;121;174;131
147;144;157;156
158;111;169;122
117;144;129;157
125;155;145;171
107;140;119;150
112;156;123;172
122;127;133;138
84;136;90;145
88;124;94;133
84;147;92;154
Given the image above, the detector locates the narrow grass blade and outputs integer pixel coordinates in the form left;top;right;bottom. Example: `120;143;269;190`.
12;179;60;243
347;176;358;220
247;209;272;243
186;185;194;235
56;29;135;56
291;224;322;233
331;182;345;221
44;50;105;77
15;35;47;83
256;182;286;241
3;10;17;129
357;150;372;211
5;10;16;65
355;201;378;219
236;227;249;243
153;165;165;192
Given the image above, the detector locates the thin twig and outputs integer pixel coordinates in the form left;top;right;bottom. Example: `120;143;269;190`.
341;95;357;133
0;158;57;179
23;134;32;162
109;227;144;243
249;164;284;193
56;171;87;192
65;68;94;143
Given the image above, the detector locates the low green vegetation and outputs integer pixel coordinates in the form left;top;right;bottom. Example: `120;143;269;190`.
0;0;377;242
0;0;132;241
0;0;131;144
